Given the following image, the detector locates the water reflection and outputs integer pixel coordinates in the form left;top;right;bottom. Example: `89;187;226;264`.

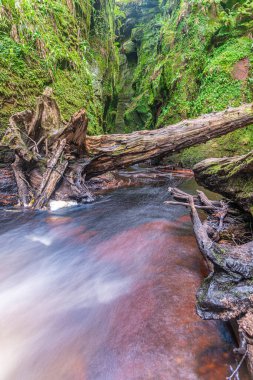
0;180;249;379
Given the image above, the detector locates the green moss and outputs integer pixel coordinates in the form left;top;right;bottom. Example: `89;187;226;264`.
1;0;253;164
0;0;119;137
115;0;253;161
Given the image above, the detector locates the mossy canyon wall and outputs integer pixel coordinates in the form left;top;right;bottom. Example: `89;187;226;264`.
0;0;119;135
115;0;253;163
1;0;253;164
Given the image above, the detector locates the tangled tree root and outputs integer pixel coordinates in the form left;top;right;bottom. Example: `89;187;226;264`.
166;187;253;377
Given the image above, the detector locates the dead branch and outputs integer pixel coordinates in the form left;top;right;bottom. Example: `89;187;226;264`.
36;138;66;198
33;161;68;209
11;155;31;207
164;200;214;210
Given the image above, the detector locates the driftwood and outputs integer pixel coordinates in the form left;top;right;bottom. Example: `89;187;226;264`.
1;89;253;209
194;151;253;216
33;160;68;209
166;187;253;377
0;164;193;207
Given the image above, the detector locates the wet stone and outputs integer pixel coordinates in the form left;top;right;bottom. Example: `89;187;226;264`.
197;271;253;320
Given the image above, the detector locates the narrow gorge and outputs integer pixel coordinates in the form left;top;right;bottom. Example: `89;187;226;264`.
0;1;253;379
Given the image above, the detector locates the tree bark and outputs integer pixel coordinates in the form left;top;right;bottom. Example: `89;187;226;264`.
84;103;253;176
1;88;89;209
11;155;31;207
33;160;68;209
194;150;253;216
2;88;253;208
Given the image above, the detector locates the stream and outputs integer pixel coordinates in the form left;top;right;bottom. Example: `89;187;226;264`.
0;178;249;380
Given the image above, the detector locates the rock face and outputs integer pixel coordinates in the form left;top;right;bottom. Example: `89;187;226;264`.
114;0;160;132
114;53;136;132
232;57;250;81
194;151;253;215
197;271;253;320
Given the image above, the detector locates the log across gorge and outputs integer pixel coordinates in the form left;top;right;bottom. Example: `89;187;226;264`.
1;89;253;209
85;103;253;176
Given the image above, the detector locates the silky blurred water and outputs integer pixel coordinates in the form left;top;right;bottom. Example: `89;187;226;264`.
0;179;249;379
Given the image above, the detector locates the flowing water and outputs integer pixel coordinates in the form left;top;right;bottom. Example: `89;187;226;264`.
0;178;249;380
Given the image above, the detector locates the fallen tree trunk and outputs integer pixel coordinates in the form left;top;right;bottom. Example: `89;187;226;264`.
194;151;253;216
1;89;253;208
84;103;253;176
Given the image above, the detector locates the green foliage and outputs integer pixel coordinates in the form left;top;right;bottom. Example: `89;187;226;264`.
0;0;119;136
117;0;253;162
1;0;253;166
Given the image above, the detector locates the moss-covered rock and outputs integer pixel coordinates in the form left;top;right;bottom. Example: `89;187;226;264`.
197;271;253;320
194;150;253;215
123;39;136;54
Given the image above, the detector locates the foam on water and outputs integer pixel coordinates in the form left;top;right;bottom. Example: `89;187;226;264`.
49;200;78;211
